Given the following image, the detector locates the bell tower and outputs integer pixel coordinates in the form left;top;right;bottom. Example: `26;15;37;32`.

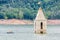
34;8;47;34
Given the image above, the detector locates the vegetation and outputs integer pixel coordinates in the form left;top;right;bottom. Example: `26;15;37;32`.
0;0;60;20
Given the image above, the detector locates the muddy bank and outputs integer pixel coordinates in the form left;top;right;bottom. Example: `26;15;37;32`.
0;19;33;25
47;20;60;25
0;19;60;25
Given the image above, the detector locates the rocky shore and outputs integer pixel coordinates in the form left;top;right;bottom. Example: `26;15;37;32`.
0;19;60;25
0;19;33;25
47;20;60;25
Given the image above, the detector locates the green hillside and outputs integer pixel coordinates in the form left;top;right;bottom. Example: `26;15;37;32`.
0;0;60;20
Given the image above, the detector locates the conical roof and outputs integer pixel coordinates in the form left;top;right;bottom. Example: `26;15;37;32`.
35;8;46;20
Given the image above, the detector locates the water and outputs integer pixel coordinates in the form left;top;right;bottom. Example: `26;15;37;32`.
0;24;60;40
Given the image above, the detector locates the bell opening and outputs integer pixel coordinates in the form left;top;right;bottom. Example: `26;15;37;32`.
41;22;43;29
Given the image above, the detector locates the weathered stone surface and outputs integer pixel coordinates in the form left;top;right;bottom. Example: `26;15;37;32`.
34;8;47;34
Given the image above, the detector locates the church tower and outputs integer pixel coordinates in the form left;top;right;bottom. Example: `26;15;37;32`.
34;8;47;34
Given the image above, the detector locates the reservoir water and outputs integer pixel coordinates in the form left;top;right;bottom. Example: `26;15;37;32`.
0;24;60;40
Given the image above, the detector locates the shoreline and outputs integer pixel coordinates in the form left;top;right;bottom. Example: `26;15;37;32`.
0;19;60;25
0;19;33;25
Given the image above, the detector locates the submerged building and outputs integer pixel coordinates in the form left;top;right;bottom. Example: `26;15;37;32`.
34;8;47;34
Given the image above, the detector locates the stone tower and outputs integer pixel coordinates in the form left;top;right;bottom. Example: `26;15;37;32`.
34;8;47;34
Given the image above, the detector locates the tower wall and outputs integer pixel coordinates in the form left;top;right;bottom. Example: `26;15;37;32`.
34;20;47;34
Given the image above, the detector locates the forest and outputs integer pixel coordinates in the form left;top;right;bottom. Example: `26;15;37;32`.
0;0;60;20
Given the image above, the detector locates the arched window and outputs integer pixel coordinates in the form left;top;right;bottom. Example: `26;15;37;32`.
41;22;43;29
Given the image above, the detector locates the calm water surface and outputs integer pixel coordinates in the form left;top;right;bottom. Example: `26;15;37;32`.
0;24;60;40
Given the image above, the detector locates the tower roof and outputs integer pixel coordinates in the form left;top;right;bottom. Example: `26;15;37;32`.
35;8;46;20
